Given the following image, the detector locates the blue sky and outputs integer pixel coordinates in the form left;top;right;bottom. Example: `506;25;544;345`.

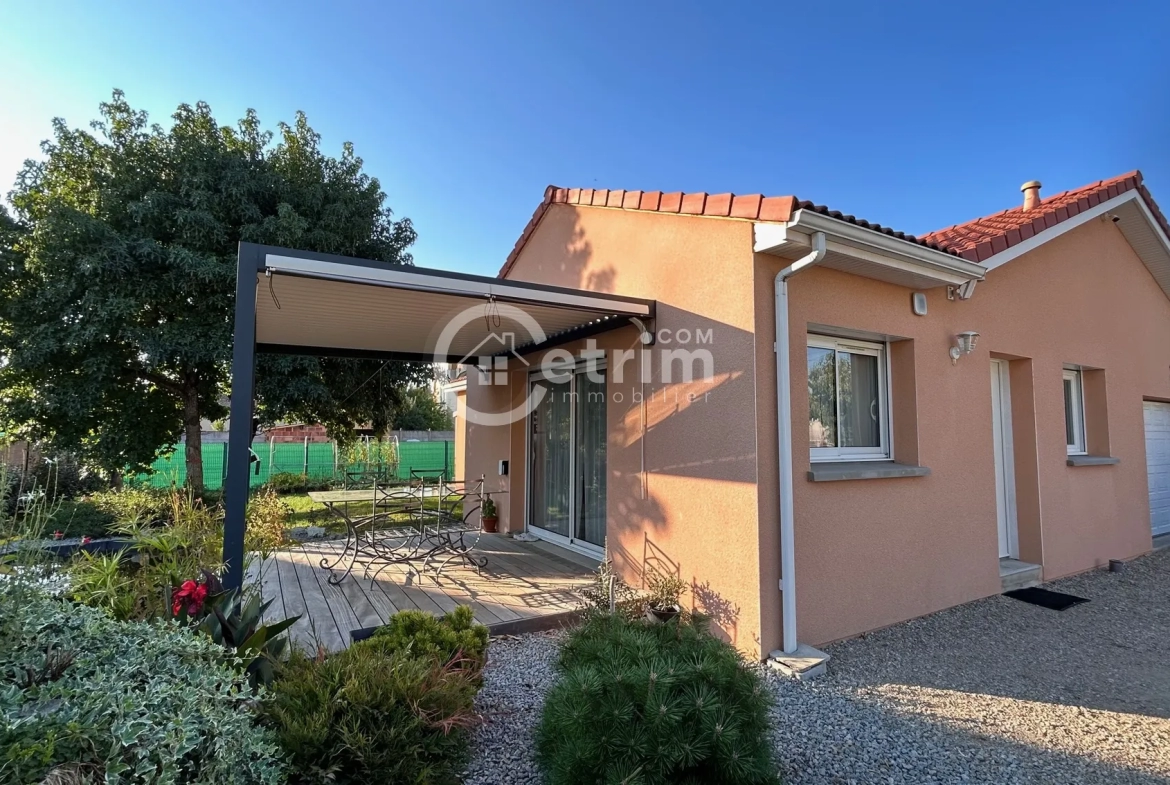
1;1;1166;276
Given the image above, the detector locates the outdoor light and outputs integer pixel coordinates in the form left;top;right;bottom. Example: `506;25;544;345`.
950;331;980;365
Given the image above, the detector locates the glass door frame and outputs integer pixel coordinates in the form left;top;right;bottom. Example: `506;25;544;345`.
524;359;607;558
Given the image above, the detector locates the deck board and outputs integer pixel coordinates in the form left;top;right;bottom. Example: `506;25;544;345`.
252;534;597;651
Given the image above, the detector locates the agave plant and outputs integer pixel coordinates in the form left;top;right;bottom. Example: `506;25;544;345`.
172;570;300;689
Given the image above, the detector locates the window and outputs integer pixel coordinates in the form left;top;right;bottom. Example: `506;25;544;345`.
807;335;889;461
1063;368;1086;455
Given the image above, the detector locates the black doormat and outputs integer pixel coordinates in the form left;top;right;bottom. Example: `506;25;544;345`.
1004;587;1090;611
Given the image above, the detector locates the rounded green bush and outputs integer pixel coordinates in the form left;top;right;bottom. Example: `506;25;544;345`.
536;615;780;785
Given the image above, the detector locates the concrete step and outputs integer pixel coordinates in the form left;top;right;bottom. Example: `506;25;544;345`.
1000;558;1042;592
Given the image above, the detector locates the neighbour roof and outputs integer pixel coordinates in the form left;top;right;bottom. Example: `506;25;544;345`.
500;171;1170;277
921;171;1170;262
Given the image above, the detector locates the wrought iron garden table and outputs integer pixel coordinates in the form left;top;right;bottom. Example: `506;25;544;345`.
308;475;494;585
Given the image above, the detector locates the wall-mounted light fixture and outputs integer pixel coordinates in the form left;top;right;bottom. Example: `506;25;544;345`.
949;331;979;365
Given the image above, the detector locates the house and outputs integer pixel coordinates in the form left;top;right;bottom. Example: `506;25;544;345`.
461;171;1170;660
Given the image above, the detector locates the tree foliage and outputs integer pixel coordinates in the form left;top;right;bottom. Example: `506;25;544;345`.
392;385;455;431
0;91;429;489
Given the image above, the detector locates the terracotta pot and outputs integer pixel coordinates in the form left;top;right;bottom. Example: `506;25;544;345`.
481;516;499;533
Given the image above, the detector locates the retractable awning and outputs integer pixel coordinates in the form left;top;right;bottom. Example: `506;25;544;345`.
221;243;655;589
254;247;654;362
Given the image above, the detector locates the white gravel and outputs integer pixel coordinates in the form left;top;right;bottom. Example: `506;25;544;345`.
463;548;1170;784
462;631;562;785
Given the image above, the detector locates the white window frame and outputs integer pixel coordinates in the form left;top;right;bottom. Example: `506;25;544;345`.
807;335;890;462
1063;368;1086;455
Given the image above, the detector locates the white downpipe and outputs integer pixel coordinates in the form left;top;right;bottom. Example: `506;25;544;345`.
774;231;827;655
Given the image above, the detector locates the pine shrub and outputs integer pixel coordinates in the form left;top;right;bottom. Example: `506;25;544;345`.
263;607;487;785
537;615;780;785
371;605;488;673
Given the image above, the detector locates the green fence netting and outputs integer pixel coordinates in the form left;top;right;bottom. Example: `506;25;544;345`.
133;440;456;491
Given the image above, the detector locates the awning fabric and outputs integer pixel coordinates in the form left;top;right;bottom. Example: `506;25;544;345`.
254;251;655;362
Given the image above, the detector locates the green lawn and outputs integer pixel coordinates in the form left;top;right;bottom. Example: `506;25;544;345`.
280;493;465;535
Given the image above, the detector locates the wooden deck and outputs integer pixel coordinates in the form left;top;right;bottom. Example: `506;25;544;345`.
248;534;598;652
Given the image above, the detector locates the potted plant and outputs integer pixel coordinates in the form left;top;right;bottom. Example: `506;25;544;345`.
645;572;688;623
480;494;499;533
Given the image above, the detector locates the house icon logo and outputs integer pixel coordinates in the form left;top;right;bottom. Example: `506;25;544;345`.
432;302;549;426
457;331;531;386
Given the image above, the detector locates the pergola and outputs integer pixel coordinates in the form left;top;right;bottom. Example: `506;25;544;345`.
221;242;655;588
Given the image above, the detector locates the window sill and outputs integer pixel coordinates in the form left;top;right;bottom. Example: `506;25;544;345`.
807;461;931;482
1066;455;1120;467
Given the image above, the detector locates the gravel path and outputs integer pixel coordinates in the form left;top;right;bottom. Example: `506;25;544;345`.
463;548;1170;784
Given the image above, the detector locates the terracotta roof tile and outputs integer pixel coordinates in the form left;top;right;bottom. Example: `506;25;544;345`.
500;172;1168;278
500;185;954;277
921;171;1163;256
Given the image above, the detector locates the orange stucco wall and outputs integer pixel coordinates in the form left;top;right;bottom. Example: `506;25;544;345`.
466;204;769;654
756;216;1170;647
468;200;1170;657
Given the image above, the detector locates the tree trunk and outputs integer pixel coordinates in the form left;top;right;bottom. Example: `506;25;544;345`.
183;383;204;494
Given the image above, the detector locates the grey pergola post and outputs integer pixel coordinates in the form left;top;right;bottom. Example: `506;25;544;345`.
222;243;261;591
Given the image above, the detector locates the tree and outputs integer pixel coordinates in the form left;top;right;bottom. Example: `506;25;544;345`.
254;356;432;444
0;91;428;491
392;386;455;431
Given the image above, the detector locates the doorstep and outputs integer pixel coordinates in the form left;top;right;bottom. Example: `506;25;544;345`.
1000;557;1042;592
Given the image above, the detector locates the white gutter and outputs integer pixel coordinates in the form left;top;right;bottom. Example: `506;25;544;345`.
784;210;987;281
774;230;827;655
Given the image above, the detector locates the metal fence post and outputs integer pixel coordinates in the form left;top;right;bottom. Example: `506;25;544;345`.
303;436;309;476
222;442;229;487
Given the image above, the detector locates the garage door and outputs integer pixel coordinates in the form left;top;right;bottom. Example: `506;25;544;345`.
1144;401;1170;537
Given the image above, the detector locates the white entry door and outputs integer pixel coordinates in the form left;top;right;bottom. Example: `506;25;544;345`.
1143;401;1170;537
990;360;1019;558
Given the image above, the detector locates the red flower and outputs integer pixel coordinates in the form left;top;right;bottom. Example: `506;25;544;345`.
52;531;63;540
172;580;209;617
80;536;92;545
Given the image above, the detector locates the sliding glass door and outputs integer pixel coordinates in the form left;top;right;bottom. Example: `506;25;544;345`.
528;368;607;553
529;378;572;538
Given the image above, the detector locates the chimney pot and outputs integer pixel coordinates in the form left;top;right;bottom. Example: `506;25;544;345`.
1021;180;1042;211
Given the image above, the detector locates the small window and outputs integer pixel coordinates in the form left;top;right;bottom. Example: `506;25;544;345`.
808;335;889;462
1063;369;1086;455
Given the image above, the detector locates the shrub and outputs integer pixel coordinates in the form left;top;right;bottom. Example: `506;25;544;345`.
536;614;780;785
263;610;484;785
70;491;224;620
245;487;290;557
265;472;333;495
68;488;290;622
50;499;117;539
267;472;309;494
0;580;286;784
1;464;59;572
578;555;642;622
3;455;105;507
90;486;171;526
646;572;689;611
371;606;488;673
